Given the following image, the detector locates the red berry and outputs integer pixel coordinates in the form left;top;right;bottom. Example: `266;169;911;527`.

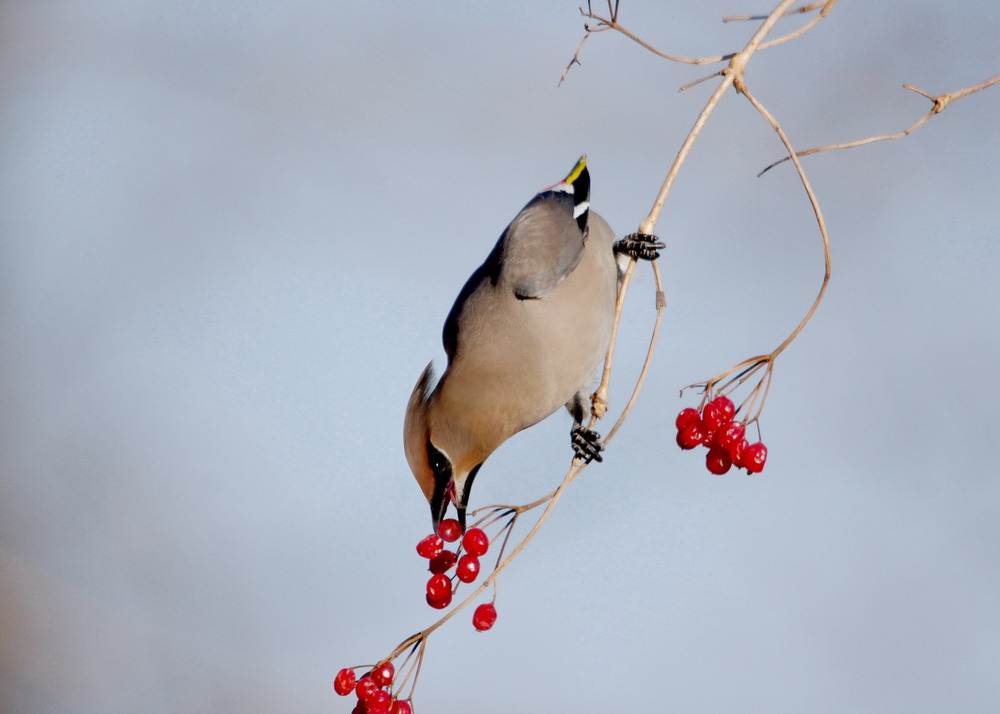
356;675;379;705
675;407;700;431
368;708;390;714
473;602;498;631
369;690;391;708
415;533;444;559
462;528;489;557
701;402;724;431
676;421;704;450
391;700;413;714
350;702;367;714
744;442;768;473
456;554;480;583
428;549;457;574
712;395;736;422
700;428;716;448
426;590;452;609
705;445;732;475
729;438;748;468
437;518;462;542
426;573;452;601
716;420;746;449
334;668;356;696
371;661;394;688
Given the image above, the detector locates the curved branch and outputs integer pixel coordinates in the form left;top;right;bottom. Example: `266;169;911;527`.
738;82;831;361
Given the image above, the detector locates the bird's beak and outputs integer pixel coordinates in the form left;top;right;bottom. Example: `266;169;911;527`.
453;463;482;534
431;464;482;533
429;475;450;533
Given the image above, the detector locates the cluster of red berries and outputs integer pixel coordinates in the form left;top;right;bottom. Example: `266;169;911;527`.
415;519;498;631
675;395;768;474
334;661;412;714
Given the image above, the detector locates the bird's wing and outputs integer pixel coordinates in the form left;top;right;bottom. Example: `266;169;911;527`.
501;194;587;300
442;159;592;359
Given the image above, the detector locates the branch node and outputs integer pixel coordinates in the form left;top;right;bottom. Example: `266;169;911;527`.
590;390;608;419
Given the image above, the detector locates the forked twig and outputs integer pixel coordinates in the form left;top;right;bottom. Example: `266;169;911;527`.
563;0;834;85
638;0;802;235
759;73;1000;175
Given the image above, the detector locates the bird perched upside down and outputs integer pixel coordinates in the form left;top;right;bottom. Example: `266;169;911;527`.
403;157;662;531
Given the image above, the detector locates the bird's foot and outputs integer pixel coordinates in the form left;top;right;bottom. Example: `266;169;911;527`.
614;233;665;261
571;426;604;464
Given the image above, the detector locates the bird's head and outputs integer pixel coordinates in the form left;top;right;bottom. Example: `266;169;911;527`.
403;363;481;532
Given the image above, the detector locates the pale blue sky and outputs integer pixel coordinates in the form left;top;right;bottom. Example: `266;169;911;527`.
3;2;999;712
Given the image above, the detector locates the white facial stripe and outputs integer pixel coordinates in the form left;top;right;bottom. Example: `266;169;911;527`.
543;181;573;195
429;440;452;465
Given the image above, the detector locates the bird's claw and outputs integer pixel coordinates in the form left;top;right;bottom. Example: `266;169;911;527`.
614;233;665;261
571;426;604;464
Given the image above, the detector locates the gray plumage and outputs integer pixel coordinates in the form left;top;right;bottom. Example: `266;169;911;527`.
404;158;620;529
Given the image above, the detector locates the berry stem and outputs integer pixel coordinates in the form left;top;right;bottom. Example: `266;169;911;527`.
471;507;518;532
490;515;519;572
392;638;424;703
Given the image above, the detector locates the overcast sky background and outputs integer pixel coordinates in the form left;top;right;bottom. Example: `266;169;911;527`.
2;1;999;712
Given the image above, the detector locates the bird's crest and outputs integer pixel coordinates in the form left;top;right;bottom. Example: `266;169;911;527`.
540;155;590;232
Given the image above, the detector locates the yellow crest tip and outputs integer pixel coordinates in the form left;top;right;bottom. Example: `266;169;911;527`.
563;155;588;184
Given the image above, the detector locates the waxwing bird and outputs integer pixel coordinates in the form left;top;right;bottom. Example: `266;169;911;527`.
404;157;663;530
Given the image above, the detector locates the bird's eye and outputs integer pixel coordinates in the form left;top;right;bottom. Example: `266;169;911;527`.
426;440;451;478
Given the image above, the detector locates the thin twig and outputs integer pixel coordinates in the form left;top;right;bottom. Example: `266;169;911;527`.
679;70;725;93
579;9;734;66
723;1;830;23
604;261;665;444
638;0;801;236
589;259;636;420
558;31;593;87
759;73;1000;175
566;0;832;84
757;0;837;51
737;80;831;361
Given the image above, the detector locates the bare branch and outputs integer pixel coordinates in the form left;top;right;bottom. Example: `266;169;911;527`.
759;73;1000;175
577;9;735;66
758;0;838;51
603;261;666;445
679;70;725;93
638;0;802;236
737;81;831;363
561;0;835;85
723;1;831;23
558;31;593;87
